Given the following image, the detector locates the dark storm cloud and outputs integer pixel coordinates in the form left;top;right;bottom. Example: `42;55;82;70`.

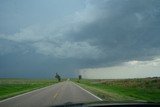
0;0;160;78
68;0;160;64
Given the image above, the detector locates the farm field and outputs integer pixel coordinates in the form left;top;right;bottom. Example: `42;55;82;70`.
73;77;160;102
0;78;57;100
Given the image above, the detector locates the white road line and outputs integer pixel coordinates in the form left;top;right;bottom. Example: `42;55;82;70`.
71;81;103;101
0;84;54;103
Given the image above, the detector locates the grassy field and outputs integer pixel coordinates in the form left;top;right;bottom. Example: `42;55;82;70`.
0;78;58;100
72;77;160;102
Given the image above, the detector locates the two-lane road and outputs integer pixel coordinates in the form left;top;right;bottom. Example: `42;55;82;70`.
0;81;102;107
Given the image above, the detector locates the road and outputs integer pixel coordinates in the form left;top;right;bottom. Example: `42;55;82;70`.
0;81;102;107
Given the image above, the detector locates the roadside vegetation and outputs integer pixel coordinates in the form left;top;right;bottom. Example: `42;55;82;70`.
72;77;160;102
0;78;57;100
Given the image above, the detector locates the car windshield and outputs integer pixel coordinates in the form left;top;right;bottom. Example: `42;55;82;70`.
0;0;160;107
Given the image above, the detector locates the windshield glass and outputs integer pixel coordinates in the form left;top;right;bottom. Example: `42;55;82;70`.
0;0;160;106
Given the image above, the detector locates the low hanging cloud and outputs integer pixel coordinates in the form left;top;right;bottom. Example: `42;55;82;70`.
33;41;102;59
0;0;160;78
0;24;103;59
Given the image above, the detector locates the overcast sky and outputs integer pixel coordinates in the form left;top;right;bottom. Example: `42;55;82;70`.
0;0;160;78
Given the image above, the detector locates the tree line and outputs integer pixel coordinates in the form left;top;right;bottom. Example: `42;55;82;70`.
54;73;82;82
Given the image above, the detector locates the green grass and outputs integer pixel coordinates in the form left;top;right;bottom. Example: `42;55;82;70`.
72;78;160;102
0;78;58;100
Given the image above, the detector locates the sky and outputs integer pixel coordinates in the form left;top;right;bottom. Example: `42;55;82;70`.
0;0;160;79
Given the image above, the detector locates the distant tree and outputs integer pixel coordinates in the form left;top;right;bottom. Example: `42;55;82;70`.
78;75;82;80
55;73;61;82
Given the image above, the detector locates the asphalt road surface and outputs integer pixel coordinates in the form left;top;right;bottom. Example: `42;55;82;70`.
0;81;102;107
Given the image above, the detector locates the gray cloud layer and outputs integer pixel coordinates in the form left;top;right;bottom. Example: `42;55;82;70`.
0;0;160;78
